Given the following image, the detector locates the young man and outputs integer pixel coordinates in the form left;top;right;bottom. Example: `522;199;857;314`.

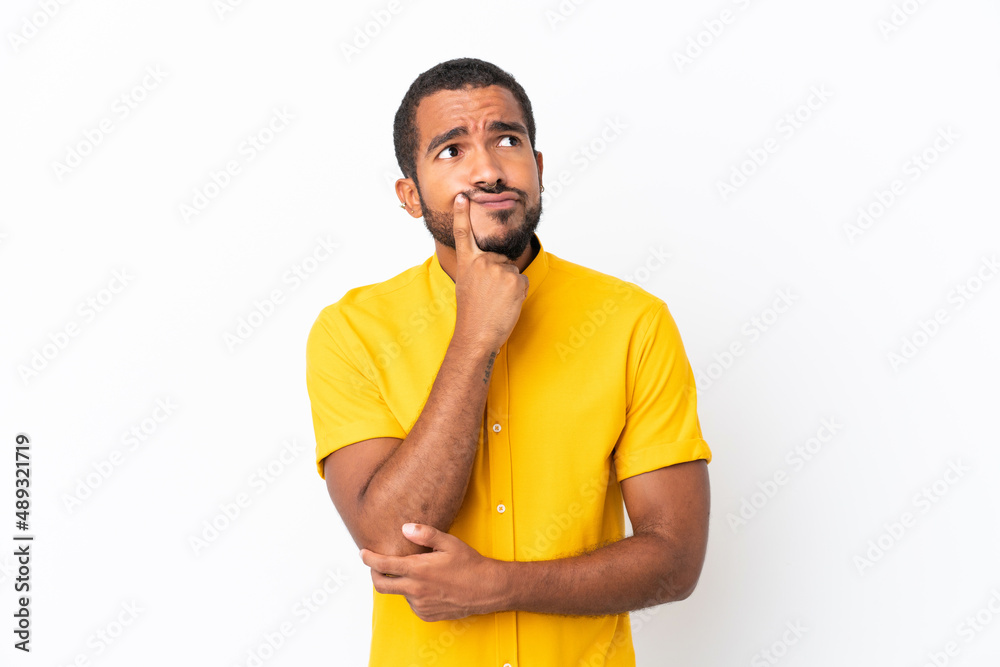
306;57;712;666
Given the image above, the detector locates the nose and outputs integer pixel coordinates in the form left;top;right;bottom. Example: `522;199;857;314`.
467;144;506;190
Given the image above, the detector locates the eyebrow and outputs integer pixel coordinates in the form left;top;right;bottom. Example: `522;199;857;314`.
424;120;529;158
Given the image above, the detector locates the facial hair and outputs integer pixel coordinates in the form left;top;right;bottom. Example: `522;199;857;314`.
417;184;543;263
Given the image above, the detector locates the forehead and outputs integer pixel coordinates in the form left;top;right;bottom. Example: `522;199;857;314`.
414;85;524;147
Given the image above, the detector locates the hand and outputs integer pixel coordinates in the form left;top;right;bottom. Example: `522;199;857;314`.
451;193;529;354
359;522;508;622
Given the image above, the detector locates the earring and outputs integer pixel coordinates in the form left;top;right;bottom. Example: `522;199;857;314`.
540;185;545;193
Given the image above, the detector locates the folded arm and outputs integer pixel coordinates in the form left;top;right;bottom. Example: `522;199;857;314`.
361;459;711;621
496;459;711;616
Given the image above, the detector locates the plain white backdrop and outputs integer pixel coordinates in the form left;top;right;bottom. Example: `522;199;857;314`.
2;0;999;665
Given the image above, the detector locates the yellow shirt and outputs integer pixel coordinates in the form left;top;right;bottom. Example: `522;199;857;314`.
306;234;711;667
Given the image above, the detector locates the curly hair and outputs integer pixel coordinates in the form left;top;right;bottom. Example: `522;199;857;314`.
393;57;537;189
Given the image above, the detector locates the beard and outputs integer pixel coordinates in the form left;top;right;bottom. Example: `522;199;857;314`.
417;183;543;263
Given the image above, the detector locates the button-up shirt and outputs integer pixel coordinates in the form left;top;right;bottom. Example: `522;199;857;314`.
306;234;712;666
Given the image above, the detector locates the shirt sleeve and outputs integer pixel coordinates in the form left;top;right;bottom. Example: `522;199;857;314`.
613;299;712;482
305;308;407;479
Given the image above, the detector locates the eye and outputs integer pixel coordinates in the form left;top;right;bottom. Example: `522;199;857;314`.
435;136;521;161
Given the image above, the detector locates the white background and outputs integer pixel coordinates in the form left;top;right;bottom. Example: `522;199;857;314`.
2;0;999;665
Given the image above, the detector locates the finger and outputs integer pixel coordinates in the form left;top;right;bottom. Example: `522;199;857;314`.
370;568;409;595
451;193;481;259
360;549;408;577
402;522;449;551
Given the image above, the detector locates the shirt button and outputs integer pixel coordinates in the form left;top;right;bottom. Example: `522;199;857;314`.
497;503;506;514
503;663;512;667
493;423;502;433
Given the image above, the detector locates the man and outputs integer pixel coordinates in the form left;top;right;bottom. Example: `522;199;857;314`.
305;57;712;666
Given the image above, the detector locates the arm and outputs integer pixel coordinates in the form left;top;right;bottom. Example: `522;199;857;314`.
322;192;528;558
323;338;495;557
496;459;711;616
361;459;710;621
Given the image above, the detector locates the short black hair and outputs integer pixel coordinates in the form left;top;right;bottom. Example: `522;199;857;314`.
393;57;537;189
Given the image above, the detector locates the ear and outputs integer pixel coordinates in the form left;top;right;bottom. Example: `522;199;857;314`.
395;177;421;217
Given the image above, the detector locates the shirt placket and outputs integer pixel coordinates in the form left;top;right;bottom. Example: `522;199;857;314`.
487;343;517;667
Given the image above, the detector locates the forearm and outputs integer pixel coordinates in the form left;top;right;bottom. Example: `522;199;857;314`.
359;339;497;556
494;532;697;617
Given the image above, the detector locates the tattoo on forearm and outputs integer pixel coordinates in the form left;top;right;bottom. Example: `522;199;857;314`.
483;351;497;384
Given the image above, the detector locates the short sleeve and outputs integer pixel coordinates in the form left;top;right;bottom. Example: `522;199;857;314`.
613;299;712;482
306;309;407;479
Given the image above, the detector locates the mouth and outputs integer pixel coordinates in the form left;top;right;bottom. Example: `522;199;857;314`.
470;192;519;209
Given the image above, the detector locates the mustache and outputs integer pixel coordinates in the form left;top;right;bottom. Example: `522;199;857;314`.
473;183;523;196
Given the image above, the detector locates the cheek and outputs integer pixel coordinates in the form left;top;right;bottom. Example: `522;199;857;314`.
512;162;540;188
422;178;460;210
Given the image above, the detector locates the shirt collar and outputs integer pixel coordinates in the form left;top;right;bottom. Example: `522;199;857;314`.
429;233;549;303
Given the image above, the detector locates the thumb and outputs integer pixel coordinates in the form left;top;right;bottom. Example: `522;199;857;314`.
401;523;447;550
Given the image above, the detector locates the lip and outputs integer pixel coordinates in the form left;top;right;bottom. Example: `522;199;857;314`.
470;192;519;208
